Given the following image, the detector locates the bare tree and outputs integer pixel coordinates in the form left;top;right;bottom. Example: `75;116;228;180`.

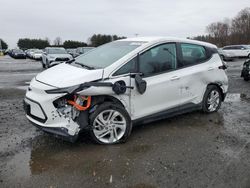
206;21;230;46
193;7;250;47
53;37;62;46
231;8;250;44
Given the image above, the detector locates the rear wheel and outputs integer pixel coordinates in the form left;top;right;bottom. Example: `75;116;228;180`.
89;102;132;144
202;85;222;113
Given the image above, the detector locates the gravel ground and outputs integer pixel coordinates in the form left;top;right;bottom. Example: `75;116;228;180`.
0;55;250;188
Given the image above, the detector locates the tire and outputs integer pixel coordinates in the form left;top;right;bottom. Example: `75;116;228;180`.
202;85;222;113
42;58;46;68
89;102;132;145
45;59;50;69
244;76;249;81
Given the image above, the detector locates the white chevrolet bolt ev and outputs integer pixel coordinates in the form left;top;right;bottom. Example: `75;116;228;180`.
24;37;228;144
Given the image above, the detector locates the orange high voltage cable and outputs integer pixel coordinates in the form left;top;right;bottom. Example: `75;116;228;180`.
68;96;91;111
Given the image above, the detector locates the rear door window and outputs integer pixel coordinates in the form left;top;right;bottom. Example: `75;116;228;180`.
178;43;208;68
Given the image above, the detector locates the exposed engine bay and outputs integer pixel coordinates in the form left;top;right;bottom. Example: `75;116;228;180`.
49;79;137;135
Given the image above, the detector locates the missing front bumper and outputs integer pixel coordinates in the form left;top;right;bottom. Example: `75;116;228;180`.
29;120;79;142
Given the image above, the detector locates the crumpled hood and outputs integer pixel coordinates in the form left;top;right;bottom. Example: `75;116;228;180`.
36;63;103;88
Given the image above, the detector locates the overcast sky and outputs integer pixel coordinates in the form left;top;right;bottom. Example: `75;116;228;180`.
0;0;249;48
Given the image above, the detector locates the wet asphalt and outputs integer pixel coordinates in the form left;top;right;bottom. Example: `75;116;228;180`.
0;55;250;188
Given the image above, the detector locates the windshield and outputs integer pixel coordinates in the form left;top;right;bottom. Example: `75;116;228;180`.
48;48;67;54
74;41;144;69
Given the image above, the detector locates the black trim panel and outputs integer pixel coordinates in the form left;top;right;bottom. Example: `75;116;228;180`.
132;103;202;126
24;97;48;123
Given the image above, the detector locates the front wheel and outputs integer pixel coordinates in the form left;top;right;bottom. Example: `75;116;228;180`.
202;85;222;113
89;102;132;144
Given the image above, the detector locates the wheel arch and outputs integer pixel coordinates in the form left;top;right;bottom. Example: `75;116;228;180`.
207;82;226;101
90;95;126;110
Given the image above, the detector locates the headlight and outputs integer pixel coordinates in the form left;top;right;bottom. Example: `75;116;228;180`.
45;84;86;94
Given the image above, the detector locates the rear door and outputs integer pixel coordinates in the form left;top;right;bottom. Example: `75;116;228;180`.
175;43;218;105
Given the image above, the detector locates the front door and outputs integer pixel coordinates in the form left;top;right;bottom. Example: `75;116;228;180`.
130;43;182;120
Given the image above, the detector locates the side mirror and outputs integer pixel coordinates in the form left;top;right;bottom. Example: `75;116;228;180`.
135;74;147;94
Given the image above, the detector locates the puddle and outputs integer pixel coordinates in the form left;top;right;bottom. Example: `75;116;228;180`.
225;93;241;102
1;147;31;182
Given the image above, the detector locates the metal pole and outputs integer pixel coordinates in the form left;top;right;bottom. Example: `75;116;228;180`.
0;39;2;56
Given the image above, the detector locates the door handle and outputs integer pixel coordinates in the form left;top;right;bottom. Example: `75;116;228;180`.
208;67;214;71
170;76;180;81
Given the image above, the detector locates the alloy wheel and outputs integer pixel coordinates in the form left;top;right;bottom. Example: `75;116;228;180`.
207;90;220;112
93;109;126;144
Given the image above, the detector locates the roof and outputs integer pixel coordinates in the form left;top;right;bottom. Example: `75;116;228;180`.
120;36;217;48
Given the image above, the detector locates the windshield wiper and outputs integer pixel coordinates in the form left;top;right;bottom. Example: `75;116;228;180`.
74;62;95;70
65;58;75;64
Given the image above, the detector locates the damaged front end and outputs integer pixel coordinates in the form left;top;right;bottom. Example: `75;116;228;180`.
24;78;96;142
53;94;91;131
25;78;133;142
25;93;92;142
